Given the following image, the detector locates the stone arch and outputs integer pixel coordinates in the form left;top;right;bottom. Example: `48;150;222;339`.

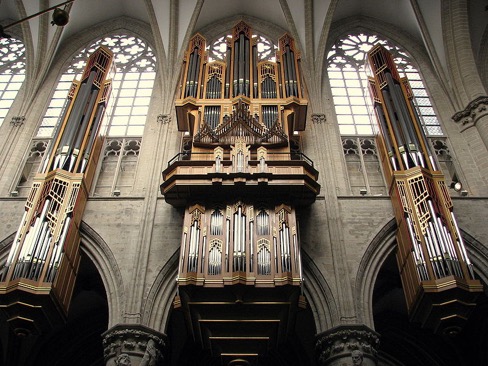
142;249;179;333
301;249;339;332
53;16;156;74
355;218;397;328
197;14;287;46
461;230;488;286
29;16;158;133
80;221;125;327
323;16;451;121
141;247;338;336
479;23;488;92
355;217;488;330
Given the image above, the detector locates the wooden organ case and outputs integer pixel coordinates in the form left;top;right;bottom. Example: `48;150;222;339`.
367;45;483;335
0;47;114;336
161;22;319;363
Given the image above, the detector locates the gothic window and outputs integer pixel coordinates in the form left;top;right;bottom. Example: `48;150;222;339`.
342;137;387;196
327;33;442;137
19;34;157;197
0;37;26;126
38;34;156;138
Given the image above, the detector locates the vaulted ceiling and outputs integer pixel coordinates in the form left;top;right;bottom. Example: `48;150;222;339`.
1;0;486;78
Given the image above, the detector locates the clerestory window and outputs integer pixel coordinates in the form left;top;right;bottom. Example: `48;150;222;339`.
327;33;442;137
0;37;26;127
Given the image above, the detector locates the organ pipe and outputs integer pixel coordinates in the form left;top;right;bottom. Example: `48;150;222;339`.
177;203;301;286
367;45;482;334
0;47;114;335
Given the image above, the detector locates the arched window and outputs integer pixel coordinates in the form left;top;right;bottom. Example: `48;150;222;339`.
17;34;156;196
0;37;26;126
328;33;443;195
38;34;156;138
327;33;442;137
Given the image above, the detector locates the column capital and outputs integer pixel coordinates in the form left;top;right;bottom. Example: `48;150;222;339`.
452;96;488;131
316;324;380;366
102;324;167;366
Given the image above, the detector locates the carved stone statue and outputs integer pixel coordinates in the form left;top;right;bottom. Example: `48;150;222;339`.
140;339;157;366
351;350;363;365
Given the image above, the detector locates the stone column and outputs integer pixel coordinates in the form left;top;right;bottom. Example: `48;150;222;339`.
316;325;380;366
103;324;168;366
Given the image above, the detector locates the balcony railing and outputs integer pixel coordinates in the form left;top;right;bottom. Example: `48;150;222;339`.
166;151;314;168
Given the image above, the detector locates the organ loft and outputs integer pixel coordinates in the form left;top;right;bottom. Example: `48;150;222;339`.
160;21;319;364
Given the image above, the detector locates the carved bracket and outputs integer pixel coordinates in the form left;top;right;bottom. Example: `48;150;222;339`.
10;116;25;127
311;113;326;124
452;96;488;131
157;114;171;124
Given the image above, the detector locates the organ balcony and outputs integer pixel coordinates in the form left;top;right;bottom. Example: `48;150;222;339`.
162;23;317;363
160;142;320;208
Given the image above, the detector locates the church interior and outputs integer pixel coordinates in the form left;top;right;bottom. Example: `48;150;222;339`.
0;0;487;365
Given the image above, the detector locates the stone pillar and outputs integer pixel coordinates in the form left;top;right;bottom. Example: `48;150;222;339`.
316;325;380;366
103;324;168;366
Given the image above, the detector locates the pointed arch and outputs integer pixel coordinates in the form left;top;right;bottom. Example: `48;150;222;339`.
301;250;339;332
80;221;125;327
142;249;179;333
355;219;397;328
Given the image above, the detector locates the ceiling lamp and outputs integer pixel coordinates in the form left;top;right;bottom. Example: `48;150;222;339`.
0;0;75;39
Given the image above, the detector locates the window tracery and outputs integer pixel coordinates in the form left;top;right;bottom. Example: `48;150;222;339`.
0;37;26;126
327;33;442;136
208;34;277;63
38;34;156;138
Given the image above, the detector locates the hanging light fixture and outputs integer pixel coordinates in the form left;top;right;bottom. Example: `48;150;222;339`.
0;0;75;38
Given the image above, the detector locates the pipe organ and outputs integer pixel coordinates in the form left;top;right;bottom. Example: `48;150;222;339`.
367;45;483;335
162;22;317;363
0;47;114;336
178;203;301;287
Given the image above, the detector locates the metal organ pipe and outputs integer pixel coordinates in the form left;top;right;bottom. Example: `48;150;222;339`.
409;99;438;170
226;217;230;272
225;45;231;98
249;220;254;272
81;102;105;173
374;104;398;170
3;211;27;276
244;37;250;96
283;47;290;97
185;52;195;97
385;73;421;167
233;39;239;96
394;82;423;165
289;49;298;96
201;236;206;273
238;34;245;95
252;45;258;97
381;88;409;168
